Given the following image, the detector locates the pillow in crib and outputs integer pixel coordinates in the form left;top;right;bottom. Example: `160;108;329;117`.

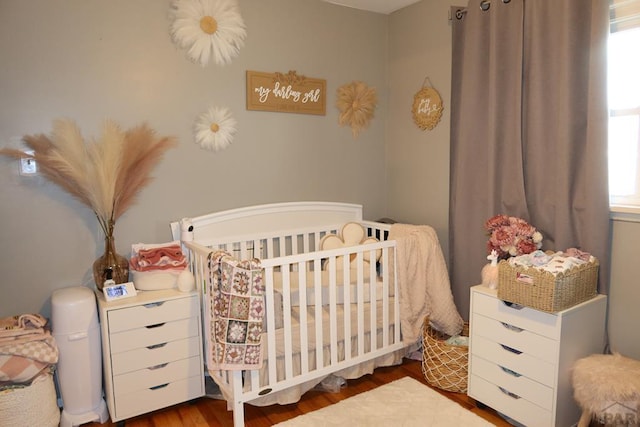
320;222;381;270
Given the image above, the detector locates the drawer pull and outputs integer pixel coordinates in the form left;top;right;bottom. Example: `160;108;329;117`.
147;342;167;350
146;322;166;329
500;322;524;333
499;343;523;355
498;386;521;399
502;301;524;310
148;363;169;370
143;302;166;309
150;383;169;391
499;365;522;377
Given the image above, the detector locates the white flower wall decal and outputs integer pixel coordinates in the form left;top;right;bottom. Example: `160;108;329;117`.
194;106;237;151
169;0;247;67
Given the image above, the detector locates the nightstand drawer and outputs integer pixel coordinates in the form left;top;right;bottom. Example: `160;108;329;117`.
469;374;551;427
470;354;554;410
110;317;200;353
471;313;558;364
114;375;202;421
113;356;202;394
472;334;555;387
111;336;201;375
108;296;198;333
472;291;559;340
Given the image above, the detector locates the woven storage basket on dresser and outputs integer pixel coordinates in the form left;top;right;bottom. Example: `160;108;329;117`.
0;372;60;427
497;257;599;313
421;317;469;393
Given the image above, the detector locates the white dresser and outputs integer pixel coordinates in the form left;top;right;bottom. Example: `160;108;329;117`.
96;288;205;422
468;285;607;427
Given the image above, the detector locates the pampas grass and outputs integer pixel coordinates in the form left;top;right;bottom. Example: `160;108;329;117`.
0;118;177;237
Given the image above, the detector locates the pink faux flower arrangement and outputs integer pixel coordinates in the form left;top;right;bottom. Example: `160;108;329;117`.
485;215;543;259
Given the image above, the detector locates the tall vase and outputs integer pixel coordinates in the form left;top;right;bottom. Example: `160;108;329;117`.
93;225;129;291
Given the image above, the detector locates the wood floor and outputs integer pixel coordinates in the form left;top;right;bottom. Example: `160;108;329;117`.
87;358;513;426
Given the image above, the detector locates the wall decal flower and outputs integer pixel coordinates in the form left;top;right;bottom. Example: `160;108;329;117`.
336;81;377;138
194;106;237;151
169;0;247;67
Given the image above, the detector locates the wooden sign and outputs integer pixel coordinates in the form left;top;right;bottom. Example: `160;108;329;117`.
246;70;326;115
412;84;443;131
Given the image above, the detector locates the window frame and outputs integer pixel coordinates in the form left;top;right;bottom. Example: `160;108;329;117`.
608;0;640;221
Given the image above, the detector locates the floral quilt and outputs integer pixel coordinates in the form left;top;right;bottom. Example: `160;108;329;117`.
206;250;264;371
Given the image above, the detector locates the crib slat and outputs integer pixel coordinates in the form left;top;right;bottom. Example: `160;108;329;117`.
296;263;307;372
356;254;365;357
342;255;351;361
297;264;310;374
313;259;323;369
281;267;294;380
264;267;278;388
369;249;377;352
381;247;389;347
327;257;338;366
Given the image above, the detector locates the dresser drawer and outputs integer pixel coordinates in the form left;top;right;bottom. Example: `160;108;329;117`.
470;354;553;410
472;334;555;387
111;336;201;375
114;375;202;420
471;313;558;364
110;317;200;353
469;374;551;427
113;356;202;395
472;291;559;340
108;296;198;333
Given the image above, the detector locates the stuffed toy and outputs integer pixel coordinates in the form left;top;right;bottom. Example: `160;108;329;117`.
481;249;499;289
319;222;381;270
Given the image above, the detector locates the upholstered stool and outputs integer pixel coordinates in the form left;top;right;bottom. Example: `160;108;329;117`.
572;353;640;426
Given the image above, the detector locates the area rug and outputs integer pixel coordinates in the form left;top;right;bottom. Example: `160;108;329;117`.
274;376;495;426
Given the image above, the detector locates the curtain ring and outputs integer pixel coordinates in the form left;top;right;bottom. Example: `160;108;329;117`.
455;8;466;19
503;0;511;3
480;0;490;12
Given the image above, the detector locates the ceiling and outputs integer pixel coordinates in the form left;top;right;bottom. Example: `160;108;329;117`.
322;0;421;15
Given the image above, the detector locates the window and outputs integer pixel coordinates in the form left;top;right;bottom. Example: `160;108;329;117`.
609;0;640;210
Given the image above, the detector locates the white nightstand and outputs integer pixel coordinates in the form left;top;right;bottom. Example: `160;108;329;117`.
96;288;204;422
467;285;607;427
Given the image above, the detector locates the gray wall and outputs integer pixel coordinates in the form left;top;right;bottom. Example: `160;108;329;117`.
0;0;388;316
1;0;638;360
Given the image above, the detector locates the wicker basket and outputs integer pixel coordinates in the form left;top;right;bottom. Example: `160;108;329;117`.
497;257;598;313
421;317;469;393
0;373;60;427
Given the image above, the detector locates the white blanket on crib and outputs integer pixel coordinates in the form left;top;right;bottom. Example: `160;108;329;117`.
388;224;463;340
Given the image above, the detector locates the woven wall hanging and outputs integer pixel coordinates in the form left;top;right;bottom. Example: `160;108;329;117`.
412;78;443;131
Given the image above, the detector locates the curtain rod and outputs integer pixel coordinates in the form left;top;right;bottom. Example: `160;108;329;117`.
449;0;512;20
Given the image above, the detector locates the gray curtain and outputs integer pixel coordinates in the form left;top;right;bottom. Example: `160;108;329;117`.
449;0;610;320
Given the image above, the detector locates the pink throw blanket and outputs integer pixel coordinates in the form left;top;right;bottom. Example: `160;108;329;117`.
205;250;264;371
0;314;59;385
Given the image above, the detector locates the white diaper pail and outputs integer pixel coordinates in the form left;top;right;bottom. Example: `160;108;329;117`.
51;286;109;426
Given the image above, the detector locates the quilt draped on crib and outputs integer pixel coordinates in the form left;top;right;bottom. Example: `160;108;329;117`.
206;250;264;371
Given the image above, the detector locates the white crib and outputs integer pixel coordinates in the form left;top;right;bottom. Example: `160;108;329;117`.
170;202;410;426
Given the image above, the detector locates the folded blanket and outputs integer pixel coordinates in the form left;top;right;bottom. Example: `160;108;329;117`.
130;242;187;272
0;314;58;385
388;224;463;341
205;250;264;371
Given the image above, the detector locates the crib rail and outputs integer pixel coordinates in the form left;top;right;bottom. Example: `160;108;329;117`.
182;220;403;427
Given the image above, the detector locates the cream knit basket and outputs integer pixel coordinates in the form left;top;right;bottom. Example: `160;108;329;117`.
0;373;60;427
